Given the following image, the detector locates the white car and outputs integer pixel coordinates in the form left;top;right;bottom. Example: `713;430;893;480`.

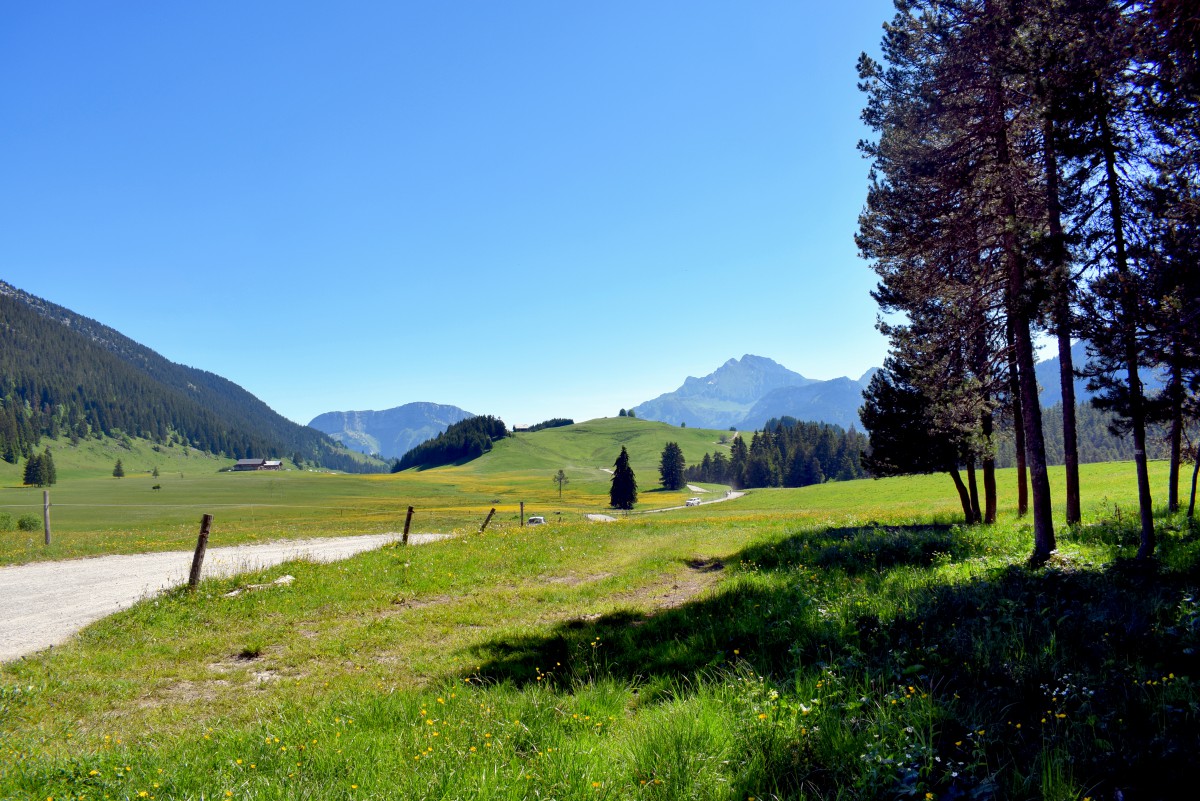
685;498;702;507
527;516;547;525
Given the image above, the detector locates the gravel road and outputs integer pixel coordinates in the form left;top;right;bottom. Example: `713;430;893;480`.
0;532;445;664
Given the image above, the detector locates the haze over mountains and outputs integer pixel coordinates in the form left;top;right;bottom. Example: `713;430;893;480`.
2;279;1136;474
308;403;474;460
631;355;876;430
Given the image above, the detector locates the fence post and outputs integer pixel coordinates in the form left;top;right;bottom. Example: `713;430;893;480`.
480;507;496;533
43;490;51;546
188;514;213;589
520;501;525;526
402;506;414;546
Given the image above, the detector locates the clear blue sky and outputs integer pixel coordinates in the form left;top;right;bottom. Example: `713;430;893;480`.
2;1;897;427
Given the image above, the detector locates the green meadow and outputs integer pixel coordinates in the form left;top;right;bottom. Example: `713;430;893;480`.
1;419;1197;799
0;419;741;565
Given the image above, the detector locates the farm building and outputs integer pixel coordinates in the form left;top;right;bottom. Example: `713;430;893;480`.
232;458;283;471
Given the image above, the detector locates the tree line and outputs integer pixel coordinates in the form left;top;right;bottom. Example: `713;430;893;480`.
526;418;574;432
857;0;1199;562
684;419;869;489
391;416;509;471
0;288;377;473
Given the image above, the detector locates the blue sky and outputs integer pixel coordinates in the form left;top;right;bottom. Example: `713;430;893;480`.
2;1;898;427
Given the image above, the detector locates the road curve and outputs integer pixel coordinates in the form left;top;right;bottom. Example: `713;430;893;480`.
0;532;445;664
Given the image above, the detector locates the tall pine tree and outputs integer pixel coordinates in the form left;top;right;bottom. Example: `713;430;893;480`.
610;446;638;510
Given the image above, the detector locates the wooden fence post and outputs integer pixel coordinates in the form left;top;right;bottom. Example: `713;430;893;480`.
402;506;414;546
520;501;525;526
188;514;213;589
480;508;496;533
43;490;51;546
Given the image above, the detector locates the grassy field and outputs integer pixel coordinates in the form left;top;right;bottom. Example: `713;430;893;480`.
1;421;1197;798
0;420;743;564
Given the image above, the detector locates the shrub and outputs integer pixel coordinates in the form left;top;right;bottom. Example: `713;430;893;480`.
16;514;40;532
0;513;13;532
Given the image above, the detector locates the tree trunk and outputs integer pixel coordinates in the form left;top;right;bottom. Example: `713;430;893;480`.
1007;321;1029;517
1099;102;1155;559
950;466;974;524
1168;357;1183;513
993;73;1055;565
1043;113;1082;526
967;458;982;524
982;409;998;524
1189;455;1198;519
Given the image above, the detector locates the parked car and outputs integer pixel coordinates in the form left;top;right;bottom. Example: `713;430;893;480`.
686;498;702;507
527;516;547;525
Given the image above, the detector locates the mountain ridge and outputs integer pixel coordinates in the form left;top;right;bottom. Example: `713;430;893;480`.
632;355;873;430
309;402;475;460
0;280;377;472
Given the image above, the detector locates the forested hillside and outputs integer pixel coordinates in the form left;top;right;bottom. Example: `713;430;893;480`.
0;282;376;472
392;415;509;471
686;417;868;489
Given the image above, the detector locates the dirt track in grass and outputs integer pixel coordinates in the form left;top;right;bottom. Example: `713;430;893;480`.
0;532;446;664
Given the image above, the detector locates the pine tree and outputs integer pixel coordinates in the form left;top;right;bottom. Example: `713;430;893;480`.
41;446;55;485
113;459;125;478
728;436;747;490
23;453;44;486
658;442;686;491
609;446;638;510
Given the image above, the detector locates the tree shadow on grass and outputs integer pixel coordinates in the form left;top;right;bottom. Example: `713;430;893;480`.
465;521;1200;797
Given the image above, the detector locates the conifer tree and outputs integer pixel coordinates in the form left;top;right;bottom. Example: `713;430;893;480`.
113;459;125;478
41;446;55;486
658;442;686;491
23;453;44;487
609;446;638;510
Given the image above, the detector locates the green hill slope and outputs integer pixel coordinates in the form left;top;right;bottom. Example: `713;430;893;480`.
0;281;377;472
444;416;736;490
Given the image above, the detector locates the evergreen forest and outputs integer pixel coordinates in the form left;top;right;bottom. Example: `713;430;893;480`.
0;283;375;472
857;0;1199;562
687;419;869;489
391;415;510;471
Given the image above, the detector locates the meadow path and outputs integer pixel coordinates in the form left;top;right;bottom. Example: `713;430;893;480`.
0;532;445;664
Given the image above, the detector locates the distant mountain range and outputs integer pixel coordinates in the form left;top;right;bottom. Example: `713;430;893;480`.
631;355;877;431
629;347;1154;434
309;403;474;460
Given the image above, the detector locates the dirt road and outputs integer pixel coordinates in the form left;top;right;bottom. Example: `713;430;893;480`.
0;532;444;664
